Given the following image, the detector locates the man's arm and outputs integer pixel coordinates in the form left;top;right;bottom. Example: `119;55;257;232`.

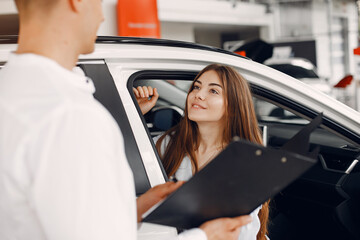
28;106;137;240
137;183;252;240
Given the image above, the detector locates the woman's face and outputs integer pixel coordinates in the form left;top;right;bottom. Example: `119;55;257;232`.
187;70;226;124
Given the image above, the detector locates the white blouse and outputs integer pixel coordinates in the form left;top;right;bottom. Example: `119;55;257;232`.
154;135;262;240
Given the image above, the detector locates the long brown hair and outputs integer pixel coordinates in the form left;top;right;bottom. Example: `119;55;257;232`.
156;64;269;240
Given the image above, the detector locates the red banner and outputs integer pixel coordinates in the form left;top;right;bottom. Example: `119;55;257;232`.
354;47;360;55
117;0;160;38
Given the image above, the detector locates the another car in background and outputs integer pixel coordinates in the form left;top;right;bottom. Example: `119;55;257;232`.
264;57;332;95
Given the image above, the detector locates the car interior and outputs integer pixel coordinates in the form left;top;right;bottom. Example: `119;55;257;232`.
129;70;360;240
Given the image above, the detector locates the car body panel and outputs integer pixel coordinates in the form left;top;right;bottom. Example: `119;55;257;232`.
106;67;166;187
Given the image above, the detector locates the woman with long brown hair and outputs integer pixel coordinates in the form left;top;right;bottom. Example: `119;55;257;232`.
134;64;269;240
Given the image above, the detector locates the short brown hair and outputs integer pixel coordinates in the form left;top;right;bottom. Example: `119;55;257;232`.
15;0;59;12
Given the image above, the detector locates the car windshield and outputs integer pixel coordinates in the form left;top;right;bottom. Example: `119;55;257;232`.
268;64;319;79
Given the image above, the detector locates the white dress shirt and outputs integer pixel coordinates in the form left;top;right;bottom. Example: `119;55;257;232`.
0;53;206;240
0;53;136;240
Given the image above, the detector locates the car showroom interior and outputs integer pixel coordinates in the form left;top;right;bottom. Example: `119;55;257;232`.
1;0;360;109
0;1;359;240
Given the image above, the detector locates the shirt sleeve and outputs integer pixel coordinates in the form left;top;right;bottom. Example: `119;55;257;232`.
237;206;262;240
178;228;207;240
176;206;261;240
26;105;137;240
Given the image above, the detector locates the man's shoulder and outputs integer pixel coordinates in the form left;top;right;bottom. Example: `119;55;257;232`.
0;62;106;129
0;61;58;94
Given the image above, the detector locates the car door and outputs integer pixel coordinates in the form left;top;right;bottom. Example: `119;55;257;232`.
251;89;360;240
78;40;359;240
124;68;360;240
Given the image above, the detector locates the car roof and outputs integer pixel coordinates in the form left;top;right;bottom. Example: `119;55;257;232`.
0;35;249;61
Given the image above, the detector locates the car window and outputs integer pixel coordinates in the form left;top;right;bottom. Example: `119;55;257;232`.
253;87;360;240
130;71;360;239
129;71;359;175
129;71;197;137
254;98;309;125
133;79;190;137
253;97;359;172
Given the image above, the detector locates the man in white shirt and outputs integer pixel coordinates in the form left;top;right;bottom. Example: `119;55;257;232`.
0;0;251;240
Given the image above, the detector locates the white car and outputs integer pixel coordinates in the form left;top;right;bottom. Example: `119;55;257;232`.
264;57;333;95
0;36;359;240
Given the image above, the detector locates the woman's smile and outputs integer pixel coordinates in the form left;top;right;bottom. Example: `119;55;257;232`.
187;70;225;123
191;103;206;109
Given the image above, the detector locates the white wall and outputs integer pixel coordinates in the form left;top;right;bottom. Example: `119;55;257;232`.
99;0;274;42
311;1;358;85
158;0;273;46
279;1;312;38
161;22;195;42
0;0;274;42
98;0;118;36
0;0;118;36
98;0;274;46
312;0;332;81
158;0;271;26
342;3;358;76
0;0;17;14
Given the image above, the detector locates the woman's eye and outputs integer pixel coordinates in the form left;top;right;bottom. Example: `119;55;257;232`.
210;89;219;94
193;85;200;90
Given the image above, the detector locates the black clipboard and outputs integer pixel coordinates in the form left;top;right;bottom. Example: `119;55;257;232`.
143;114;322;229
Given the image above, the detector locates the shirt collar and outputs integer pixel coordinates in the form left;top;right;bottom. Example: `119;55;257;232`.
8;53;95;94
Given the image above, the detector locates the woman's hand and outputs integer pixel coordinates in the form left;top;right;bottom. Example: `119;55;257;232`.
133;86;159;115
136;181;185;222
200;215;252;240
